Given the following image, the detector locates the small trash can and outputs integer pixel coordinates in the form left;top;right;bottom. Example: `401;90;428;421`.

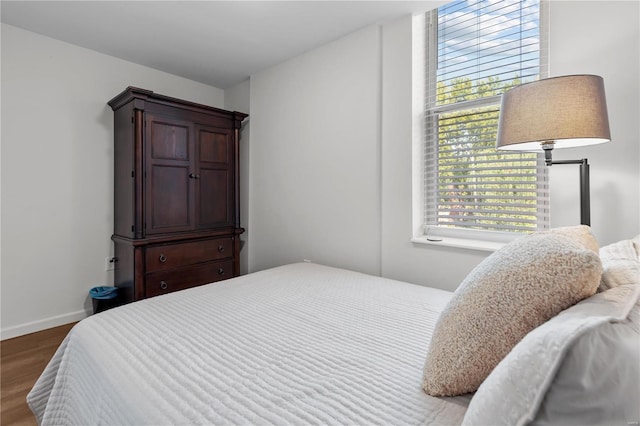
89;286;120;314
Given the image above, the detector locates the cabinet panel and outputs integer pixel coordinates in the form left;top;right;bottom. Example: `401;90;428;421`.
150;121;189;160
199;128;229;164
198;169;230;227
113;104;136;237
145;114;194;235
197;125;233;228
148;164;192;232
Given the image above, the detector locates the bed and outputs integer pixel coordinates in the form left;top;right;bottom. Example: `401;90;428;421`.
28;227;640;425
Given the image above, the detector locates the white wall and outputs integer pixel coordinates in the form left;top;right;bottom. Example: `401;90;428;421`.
1;24;225;339
224;79;251;275
249;1;640;291
547;1;640;245
248;25;382;275
380;15;489;289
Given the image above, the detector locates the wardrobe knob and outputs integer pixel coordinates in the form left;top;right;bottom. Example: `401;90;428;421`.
189;173;201;179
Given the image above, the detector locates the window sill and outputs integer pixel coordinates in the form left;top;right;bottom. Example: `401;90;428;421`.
411;236;507;252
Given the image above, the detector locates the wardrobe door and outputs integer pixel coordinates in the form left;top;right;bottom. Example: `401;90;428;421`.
195;124;234;229
145;114;195;235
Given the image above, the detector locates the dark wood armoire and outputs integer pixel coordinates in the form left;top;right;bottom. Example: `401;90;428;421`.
108;87;248;302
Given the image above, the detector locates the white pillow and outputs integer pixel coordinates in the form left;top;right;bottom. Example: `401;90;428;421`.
462;284;640;426
598;237;640;292
530;314;639;425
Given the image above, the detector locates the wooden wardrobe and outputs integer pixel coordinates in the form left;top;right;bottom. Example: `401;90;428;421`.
108;87;247;302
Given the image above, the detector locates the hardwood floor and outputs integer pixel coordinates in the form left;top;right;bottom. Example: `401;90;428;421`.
1;322;76;425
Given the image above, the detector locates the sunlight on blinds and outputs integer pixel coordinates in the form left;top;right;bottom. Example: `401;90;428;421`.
424;0;549;236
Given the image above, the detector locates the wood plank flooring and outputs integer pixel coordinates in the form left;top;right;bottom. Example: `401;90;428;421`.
1;322;76;425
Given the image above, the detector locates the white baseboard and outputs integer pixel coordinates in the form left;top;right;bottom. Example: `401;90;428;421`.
1;309;90;340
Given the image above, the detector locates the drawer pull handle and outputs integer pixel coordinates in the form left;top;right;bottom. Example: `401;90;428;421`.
218;245;225;253
160;281;168;290
159;254;167;263
189;173;201;179
218;268;225;276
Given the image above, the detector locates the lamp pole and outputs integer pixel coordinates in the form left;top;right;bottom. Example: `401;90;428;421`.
547;158;591;226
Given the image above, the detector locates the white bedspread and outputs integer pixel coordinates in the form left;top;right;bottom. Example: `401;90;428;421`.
28;263;471;425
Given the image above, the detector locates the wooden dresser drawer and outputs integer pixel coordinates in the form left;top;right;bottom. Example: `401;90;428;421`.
145;259;234;298
145;237;233;273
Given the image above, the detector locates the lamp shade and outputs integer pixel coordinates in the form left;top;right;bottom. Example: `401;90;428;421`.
496;75;611;151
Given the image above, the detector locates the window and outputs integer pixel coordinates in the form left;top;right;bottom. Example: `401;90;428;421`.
423;0;549;243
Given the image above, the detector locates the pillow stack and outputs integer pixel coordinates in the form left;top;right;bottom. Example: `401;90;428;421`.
463;283;640;426
422;225;603;397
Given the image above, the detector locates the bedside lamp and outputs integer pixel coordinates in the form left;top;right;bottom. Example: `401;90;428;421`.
496;75;611;226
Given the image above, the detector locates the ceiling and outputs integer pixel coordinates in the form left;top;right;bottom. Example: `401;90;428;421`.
1;1;445;89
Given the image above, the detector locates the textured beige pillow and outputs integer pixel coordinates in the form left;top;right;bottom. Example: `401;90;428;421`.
422;226;603;397
542;225;600;253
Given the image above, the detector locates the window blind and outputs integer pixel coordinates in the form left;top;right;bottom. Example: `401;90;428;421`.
425;0;549;237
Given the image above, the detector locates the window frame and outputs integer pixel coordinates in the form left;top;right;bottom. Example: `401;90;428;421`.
416;0;550;249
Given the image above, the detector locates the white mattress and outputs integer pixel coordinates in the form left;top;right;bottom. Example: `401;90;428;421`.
28;263;471;425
